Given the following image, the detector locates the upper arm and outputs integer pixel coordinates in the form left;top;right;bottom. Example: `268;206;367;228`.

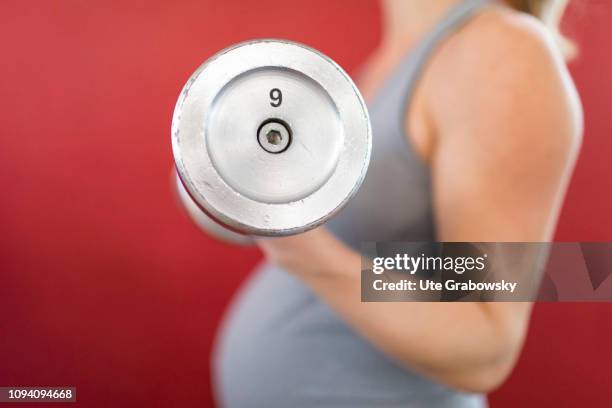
416;10;583;379
424;9;582;242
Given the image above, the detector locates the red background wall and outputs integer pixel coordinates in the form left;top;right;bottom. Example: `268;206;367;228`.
1;1;610;406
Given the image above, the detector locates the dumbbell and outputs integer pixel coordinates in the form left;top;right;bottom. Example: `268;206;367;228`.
171;39;371;243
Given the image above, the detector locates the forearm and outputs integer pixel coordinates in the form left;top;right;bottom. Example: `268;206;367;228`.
295;243;528;392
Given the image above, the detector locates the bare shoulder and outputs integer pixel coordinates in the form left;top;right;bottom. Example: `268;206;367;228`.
431;5;569;91
456;5;563;63
422;5;583;146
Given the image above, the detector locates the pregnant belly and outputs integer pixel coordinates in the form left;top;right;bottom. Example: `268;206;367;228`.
212;263;486;408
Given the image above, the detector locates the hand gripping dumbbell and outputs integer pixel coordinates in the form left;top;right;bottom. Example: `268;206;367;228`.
172;39;371;244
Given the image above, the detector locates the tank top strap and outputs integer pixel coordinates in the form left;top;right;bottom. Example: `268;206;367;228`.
371;0;491;150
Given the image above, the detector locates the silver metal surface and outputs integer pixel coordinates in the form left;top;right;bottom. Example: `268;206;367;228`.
175;173;253;245
172;39;371;236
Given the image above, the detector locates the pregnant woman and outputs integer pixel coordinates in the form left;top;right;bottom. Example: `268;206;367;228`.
214;0;582;406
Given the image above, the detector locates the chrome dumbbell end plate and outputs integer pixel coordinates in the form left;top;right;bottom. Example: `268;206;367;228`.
172;39;371;236
174;172;253;245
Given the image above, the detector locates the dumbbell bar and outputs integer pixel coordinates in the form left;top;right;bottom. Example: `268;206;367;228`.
171;39;371;241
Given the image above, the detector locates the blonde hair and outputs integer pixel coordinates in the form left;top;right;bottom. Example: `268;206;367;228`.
506;0;576;58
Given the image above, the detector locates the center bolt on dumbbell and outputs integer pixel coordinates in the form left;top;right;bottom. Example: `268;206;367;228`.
257;119;292;154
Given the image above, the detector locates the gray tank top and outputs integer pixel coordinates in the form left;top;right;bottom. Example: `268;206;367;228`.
214;1;490;406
